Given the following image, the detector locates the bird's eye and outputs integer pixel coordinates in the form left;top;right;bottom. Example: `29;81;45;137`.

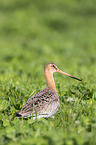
52;65;55;68
52;65;57;70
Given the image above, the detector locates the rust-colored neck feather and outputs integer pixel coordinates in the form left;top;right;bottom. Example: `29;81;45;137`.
44;68;57;93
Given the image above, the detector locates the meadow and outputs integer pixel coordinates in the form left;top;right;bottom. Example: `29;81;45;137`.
0;0;96;144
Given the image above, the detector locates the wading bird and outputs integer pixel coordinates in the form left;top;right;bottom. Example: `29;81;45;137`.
15;63;81;119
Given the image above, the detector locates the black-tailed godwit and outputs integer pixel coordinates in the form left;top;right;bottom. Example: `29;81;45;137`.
15;63;81;119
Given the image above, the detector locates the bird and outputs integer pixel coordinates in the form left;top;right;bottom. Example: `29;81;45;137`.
14;63;81;119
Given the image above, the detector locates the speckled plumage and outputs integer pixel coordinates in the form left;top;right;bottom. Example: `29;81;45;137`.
15;63;81;119
16;88;60;119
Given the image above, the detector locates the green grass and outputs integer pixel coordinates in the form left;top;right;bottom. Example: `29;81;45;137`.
0;0;96;144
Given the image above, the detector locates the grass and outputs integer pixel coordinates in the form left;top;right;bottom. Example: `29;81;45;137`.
0;0;96;144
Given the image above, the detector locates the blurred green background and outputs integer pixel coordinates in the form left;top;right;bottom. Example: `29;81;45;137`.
0;0;96;145
0;0;96;74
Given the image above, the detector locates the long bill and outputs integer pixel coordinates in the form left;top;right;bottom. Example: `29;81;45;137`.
57;69;82;81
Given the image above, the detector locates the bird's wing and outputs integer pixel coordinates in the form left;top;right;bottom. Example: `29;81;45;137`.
19;89;57;117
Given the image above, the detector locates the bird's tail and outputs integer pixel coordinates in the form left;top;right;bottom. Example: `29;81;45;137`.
14;112;22;118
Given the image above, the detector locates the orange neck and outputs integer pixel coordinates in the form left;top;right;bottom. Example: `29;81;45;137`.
44;69;57;93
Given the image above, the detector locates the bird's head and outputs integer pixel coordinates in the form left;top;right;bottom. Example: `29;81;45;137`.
44;63;82;81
